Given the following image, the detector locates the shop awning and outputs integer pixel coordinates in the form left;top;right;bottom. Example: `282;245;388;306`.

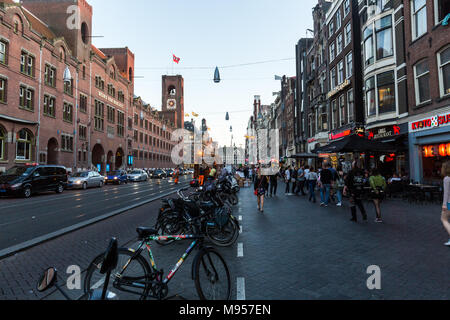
287;153;319;159
313;134;398;154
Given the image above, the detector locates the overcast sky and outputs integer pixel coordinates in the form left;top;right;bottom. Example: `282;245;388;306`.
89;0;315;148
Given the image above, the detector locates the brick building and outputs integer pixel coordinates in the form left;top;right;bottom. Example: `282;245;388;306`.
0;0;176;173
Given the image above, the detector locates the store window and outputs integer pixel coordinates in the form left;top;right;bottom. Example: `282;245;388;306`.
411;0;427;40
437;45;450;97
413;59;430;105
422;143;450;183
375;15;393;60
16;129;32;161
366;77;376;116
377;71;396;114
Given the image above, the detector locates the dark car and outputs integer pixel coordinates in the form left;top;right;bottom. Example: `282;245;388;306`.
151;169;167;179
104;170;128;185
0;164;68;198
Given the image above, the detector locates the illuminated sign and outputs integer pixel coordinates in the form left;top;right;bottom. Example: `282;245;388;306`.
327;79;350;99
329;130;351;141
367;125;402;140
422;143;450;158
409;111;450;133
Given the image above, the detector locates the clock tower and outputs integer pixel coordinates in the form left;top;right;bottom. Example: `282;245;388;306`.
161;75;184;129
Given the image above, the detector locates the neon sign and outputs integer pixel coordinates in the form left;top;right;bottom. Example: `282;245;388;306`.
423;143;450;158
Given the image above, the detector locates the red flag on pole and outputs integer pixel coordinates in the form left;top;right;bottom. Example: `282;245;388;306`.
173;54;180;64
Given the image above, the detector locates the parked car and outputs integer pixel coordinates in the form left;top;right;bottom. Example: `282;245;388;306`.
151;169;167;179
104;170;128;185
67;171;104;189
128;169;148;182
0;164;67;198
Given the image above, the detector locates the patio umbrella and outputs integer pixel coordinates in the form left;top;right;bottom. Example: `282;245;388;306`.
314;134;398;154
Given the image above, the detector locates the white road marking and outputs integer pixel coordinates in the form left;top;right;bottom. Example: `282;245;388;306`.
237;277;246;300
238;215;242;221
239;225;242;234
237;243;243;257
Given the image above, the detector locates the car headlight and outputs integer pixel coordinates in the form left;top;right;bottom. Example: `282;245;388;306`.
75;180;82;184
114;177;118;180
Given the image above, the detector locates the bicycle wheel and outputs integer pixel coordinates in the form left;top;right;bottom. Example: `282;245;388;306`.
205;216;239;247
229;194;239;206
84;248;151;300
194;247;231;300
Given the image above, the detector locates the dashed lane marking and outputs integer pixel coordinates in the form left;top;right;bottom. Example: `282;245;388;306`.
237;277;246;300
237;243;244;257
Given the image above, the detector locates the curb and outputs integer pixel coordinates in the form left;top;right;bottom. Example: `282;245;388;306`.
0;182;190;260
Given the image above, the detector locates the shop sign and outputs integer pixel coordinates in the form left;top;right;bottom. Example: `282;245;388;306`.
367;125;401;140
327;79;350;99
329;130;351;141
409;112;450;133
422;143;450;158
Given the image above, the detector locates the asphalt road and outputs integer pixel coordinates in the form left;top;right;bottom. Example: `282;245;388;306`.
0;175;192;252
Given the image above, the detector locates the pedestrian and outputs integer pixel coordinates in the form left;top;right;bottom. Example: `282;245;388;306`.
369;168;387;223
344;162;367;222
244;167;249;180
269;172;279;197
335;168;345;207
174;166;180;184
199;166;205;186
306;167;318;203
296;166;306;195
441;161;450;246
254;170;269;213
291;166;298;194
319;163;333;207
208;165;217;180
284;166;291;195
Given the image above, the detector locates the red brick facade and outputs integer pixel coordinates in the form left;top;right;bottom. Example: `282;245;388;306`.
0;0;176;173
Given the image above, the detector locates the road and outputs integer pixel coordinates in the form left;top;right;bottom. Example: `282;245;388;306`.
0;175;192;252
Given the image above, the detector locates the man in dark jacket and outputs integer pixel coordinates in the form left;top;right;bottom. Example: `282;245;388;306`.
344;162;367;222
319;163;333;207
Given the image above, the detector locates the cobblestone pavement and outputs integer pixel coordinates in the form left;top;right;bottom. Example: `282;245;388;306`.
1;181;449;300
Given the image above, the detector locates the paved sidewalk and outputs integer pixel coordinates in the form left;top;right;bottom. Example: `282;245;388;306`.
238;182;450;300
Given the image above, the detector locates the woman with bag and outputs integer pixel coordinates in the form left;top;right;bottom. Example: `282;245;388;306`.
441;161;450;246
369;169;387;223
254;170;269;213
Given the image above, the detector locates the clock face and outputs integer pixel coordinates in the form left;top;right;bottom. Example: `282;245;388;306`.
167;99;176;110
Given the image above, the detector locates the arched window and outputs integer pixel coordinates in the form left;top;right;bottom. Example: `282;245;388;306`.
16;129;33;161
0;126;6;161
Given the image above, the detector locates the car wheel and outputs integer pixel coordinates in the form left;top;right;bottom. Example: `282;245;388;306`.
99;181;104;188
56;184;64;194
23;186;32;198
82;182;87;190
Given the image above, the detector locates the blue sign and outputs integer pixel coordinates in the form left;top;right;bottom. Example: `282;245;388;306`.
106;164;110;172
97;164;101;172
128;155;133;166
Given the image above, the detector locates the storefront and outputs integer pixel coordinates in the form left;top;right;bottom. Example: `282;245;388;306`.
366;123;409;178
409;109;450;184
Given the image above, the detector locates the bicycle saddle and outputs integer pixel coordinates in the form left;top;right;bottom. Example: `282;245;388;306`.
137;227;158;239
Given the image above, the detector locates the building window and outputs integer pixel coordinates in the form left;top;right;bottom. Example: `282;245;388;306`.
375;15;393;60
19;86;34;111
435;0;450;25
133;130;138;142
79;94;87;113
344;0;350;16
118;91;125;103
330;67;336;89
329;21;334;37
44;64;56;87
117;111;124;137
94;100;104;131
43;95;55;117
0;126;5;160
332;100;338;130
347;89;354;122
338;60;345;84
16;129;32;161
336;9;341;30
134;113;138;126
414;59;430;105
339;95;346;126
20;51;34;77
107;105;115;123
64;78;73;96
377;71;396;114
128;117;133;130
344;23;351;47
411;0;427;39
107;84;115;97
437;45;450;97
337;33;343;54
63;102;73;123
366;77;376;116
95;76;105;91
363;25;374;66
0;78;7;103
319;106;328;131
79;125;87;140
0;40;8;65
346;52;353;79
329;42;336;62
61;134;73;152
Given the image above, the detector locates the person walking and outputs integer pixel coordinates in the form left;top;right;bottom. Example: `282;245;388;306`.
296;166;307;195
291;166;298;194
344;162;367;222
269;172;279;197
306;167;318;203
319;163;333;207
441;161;450;246
173;166;180;185
335;168;345;207
254;171;269;213
369;169;387;223
284;166;291;195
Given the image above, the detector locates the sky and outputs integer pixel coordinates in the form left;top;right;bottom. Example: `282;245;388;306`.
89;0;315;148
